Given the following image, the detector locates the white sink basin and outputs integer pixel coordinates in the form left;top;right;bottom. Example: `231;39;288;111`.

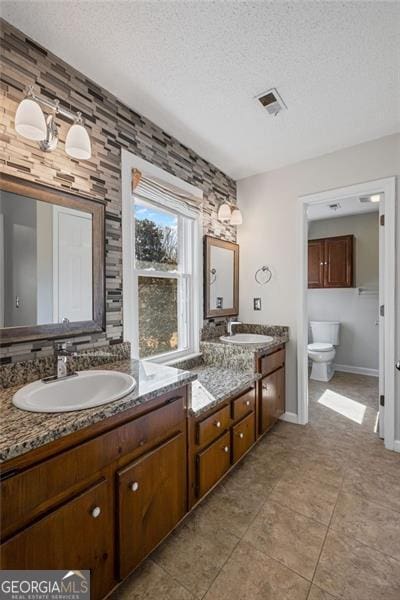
220;333;274;345
13;370;136;413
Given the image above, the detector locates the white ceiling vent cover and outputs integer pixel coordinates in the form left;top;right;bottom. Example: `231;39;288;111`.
256;88;287;116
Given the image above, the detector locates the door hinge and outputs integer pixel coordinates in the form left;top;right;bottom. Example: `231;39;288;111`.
380;305;384;317
380;214;385;226
380;395;385;407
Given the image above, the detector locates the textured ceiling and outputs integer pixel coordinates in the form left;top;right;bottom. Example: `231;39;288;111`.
2;1;399;180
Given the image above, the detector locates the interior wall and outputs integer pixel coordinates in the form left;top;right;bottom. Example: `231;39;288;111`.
0;19;237;363
237;133;399;437
308;212;379;373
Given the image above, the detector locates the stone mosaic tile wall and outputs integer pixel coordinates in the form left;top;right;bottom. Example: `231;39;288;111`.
0;19;237;365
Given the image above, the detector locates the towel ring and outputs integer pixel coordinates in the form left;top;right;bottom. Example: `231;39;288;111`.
255;266;272;285
210;268;217;285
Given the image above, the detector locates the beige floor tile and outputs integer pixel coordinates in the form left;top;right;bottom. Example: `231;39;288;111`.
342;467;400;513
270;471;340;525
203;540;311;600
307;585;336;600
151;507;239;598
331;491;400;560
244;500;327;580
110;559;193;600
314;529;400;600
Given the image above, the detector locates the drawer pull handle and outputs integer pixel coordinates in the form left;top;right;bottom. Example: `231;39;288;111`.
239;432;244;439
215;420;221;428
130;481;139;492
91;506;101;518
245;400;250;406
223;446;229;453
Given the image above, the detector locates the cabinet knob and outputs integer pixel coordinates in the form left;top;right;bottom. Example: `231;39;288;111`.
223;446;229;453
129;481;139;492
245;400;250;406
239;432;244;439
91;506;101;518
215;420;221;428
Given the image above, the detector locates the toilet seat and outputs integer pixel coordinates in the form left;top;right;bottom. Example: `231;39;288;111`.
307;342;333;352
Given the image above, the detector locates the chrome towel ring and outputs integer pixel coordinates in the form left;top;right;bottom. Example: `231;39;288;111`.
255;266;272;285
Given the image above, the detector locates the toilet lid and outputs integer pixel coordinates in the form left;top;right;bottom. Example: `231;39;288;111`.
308;342;333;352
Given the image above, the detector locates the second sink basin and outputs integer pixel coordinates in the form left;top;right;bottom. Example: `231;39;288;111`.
220;333;274;345
13;370;136;413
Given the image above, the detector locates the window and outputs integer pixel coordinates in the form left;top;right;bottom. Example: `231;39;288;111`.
131;196;200;361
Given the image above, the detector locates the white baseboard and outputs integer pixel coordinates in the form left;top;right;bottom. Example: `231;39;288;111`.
393;440;400;453
334;364;379;377
280;411;299;424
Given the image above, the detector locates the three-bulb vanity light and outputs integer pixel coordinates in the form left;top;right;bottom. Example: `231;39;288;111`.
14;86;92;160
217;200;243;225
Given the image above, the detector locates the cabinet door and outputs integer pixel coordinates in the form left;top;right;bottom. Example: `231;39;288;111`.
117;433;186;579
308;239;325;288
0;479;114;600
196;431;231;498
274;367;285;420
324;235;353;287
232;412;255;463
259;370;279;433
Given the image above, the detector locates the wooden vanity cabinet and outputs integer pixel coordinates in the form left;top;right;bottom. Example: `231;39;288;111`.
308;235;354;288
257;346;286;435
0;386;188;599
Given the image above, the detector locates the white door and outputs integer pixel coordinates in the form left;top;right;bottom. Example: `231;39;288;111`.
53;207;92;323
378;194;385;438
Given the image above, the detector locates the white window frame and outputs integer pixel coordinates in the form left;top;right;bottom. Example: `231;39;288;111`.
122;149;202;363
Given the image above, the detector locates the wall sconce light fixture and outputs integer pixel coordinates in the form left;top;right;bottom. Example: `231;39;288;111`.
14;86;92;160
217;200;243;225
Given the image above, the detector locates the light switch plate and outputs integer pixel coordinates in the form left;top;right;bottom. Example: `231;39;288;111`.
253;297;262;311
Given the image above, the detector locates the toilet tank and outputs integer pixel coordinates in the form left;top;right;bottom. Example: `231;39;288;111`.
310;321;340;345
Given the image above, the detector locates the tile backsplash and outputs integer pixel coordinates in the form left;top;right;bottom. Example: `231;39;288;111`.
0;19;237;367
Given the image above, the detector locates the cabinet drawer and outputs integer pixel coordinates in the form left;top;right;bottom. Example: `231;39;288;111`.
1;394;185;539
196;431;231;497
260;348;285;376
232;389;255;422
117;433;186;579
196;404;231;447
0;478;114;600
232;412;255;463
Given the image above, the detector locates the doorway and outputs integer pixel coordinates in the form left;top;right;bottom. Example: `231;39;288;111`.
297;177;396;451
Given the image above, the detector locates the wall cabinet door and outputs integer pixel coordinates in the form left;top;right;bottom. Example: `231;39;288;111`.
324;235;353;287
308;239;324;288
117;433;186;579
0;479;114;600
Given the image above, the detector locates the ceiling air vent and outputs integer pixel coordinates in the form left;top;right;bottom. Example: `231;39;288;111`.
256;88;287;116
329;203;341;212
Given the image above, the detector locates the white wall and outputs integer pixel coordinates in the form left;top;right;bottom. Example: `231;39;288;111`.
237;133;399;437
308;212;379;373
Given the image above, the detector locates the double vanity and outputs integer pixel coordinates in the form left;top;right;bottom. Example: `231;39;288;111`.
0;327;287;599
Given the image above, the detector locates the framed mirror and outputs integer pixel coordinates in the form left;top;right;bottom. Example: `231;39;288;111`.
0;173;105;344
204;235;239;318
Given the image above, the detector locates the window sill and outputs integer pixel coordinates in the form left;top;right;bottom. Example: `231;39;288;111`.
144;350;202;366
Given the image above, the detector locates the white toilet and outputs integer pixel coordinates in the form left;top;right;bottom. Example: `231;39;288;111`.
308;321;340;382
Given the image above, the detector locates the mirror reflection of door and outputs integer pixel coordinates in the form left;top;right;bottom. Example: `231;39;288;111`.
210;246;234;310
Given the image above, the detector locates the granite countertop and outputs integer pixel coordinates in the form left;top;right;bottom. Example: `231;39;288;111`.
0;359;196;464
201;334;288;357
189;365;261;416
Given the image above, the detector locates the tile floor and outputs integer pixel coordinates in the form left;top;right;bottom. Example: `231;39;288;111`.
111;373;400;600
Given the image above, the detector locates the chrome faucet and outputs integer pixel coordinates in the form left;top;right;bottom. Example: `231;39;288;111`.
43;342;78;383
227;319;242;336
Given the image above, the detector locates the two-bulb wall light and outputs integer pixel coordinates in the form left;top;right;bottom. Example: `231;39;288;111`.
14;86;92;160
217;200;243;225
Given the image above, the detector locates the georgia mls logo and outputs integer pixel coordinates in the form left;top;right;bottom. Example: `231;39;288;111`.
0;569;90;600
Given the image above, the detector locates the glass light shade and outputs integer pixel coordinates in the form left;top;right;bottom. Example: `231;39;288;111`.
15;98;47;141
218;202;231;221
230;208;243;225
65;123;91;159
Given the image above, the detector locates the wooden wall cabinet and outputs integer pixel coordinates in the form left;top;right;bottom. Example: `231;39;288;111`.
308;235;354;288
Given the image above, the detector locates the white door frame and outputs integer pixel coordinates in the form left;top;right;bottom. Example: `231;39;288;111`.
297;176;396;451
